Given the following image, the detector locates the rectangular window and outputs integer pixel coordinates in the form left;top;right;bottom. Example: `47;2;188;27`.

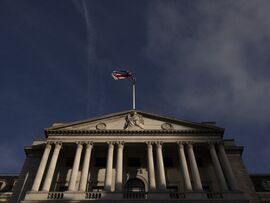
92;186;104;192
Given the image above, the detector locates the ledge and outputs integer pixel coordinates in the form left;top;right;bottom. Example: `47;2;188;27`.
24;191;248;202
45;129;223;138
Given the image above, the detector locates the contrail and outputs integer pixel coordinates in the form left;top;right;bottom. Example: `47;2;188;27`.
73;0;95;117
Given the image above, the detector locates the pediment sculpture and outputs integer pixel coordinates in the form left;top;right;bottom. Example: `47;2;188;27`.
124;112;144;129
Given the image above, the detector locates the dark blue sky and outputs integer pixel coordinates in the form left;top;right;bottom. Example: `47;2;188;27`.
1;0;270;173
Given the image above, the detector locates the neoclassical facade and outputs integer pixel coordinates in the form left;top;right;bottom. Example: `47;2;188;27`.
10;110;260;202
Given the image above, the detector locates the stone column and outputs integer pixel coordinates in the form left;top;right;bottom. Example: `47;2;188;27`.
68;143;83;191
104;142;114;192
147;142;156;191
31;143;52;191
187;143;203;191
42;142;61;191
209;143;228;191
218;144;238;190
177;142;192;191
156;142;166;190
79;142;93;191
115;142;124;192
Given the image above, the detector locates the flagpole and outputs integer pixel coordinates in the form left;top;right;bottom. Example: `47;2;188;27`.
133;81;136;109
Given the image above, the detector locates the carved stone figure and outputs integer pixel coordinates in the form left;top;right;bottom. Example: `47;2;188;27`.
124;112;144;129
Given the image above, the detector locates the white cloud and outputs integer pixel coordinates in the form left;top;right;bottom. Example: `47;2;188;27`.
145;0;270;122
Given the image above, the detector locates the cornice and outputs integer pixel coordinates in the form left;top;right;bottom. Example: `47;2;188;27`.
225;145;244;155
45;129;224;137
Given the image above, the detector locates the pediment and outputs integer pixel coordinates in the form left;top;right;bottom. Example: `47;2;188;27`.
46;110;223;133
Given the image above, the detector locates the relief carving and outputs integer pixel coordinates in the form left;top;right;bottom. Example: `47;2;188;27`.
124;112;144;129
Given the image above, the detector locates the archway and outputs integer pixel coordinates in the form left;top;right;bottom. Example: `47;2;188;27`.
125;178;145;192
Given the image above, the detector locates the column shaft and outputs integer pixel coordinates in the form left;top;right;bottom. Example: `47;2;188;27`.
104;143;114;192
42;143;61;191
209;143;228;191
68;143;83;191
156;143;166;190
178;143;192;191
147;143;156;191
79;143;93;191
218;144;238;190
187;144;203;191
31;144;51;191
115;143;124;192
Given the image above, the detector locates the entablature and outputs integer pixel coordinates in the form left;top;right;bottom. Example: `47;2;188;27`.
45;129;223;137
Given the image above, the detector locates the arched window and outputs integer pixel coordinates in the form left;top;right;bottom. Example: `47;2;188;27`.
125;178;145;192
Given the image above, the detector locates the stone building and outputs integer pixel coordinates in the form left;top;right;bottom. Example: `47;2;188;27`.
8;110;269;202
0;174;18;202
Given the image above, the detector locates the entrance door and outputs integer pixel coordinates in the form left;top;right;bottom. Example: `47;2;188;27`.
125;178;145;192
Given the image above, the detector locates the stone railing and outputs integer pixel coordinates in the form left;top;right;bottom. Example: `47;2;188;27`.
169;192;186;199
24;190;247;201
85;192;102;199
207;192;223;199
47;192;64;199
123;192;147;199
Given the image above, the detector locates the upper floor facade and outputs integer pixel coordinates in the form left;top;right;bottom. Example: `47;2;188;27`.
10;110;260;202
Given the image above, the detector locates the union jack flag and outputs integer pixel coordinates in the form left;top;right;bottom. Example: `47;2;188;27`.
111;70;135;82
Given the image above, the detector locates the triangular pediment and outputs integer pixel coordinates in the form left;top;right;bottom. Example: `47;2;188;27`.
46;110;223;133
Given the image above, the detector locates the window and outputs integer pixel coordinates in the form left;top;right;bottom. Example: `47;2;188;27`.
128;158;141;167
92;186;104;192
262;180;270;191
164;157;174;167
95;157;107;167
